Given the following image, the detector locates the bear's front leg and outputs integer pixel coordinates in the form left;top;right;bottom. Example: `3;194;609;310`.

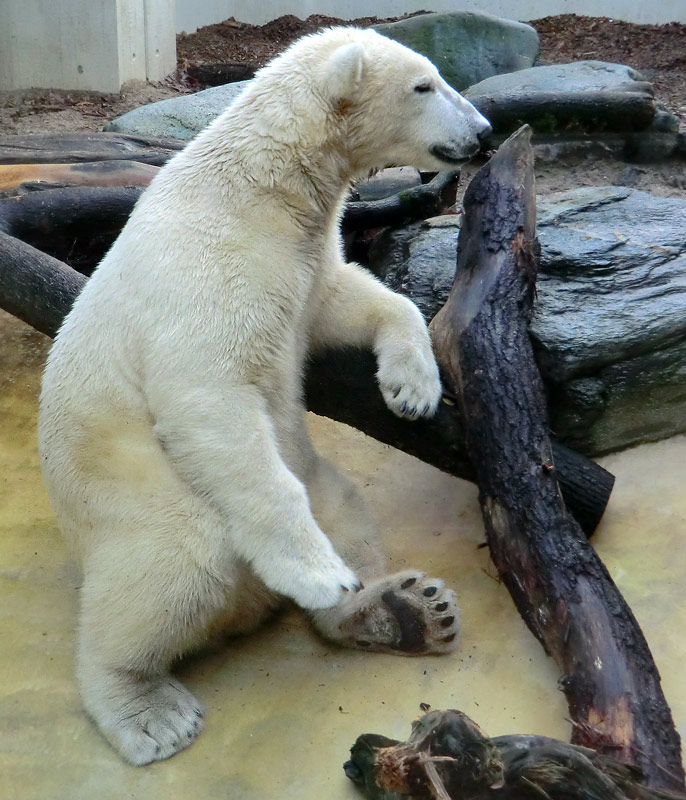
150;382;361;610
311;262;442;420
373;296;443;420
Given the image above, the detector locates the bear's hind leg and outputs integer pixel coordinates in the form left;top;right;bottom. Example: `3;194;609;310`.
74;501;273;765
304;456;460;655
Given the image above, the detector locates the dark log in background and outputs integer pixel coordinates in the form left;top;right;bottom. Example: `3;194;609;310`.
0;132;183;165
0;186;142;274
0;150;615;533
429;126;684;791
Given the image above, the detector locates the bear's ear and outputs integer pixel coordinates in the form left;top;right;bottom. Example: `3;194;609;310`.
324;42;366;102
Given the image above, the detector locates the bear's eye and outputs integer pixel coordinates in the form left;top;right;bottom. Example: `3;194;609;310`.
414;82;433;94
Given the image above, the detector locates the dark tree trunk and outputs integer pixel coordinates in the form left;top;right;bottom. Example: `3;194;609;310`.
185;62;258;86
0;231;86;337
0;185;144;273
0;186;142;275
429;126;684;791
305;349;614;538
468;90;657;137
342;170;461;234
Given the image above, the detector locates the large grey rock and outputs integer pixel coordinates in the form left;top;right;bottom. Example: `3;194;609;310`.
465;61;657;136
466;60;647;96
533;187;686;452
374;12;539;91
532;187;686;379
368;187;686;455
103;82;249;140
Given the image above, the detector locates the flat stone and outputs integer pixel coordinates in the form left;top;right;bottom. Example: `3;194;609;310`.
375;12;539;91
103;82;249;140
465;60;648;96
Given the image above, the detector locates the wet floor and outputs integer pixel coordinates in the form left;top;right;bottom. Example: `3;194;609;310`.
0;309;684;799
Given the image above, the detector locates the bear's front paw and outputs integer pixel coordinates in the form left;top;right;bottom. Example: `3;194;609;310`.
377;343;442;421
254;539;361;611
288;556;362;611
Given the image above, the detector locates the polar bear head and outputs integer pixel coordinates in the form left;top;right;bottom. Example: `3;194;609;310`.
249;27;492;177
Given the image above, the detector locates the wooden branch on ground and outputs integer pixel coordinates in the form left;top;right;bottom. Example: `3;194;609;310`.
429;126;684;791
344;708;686;800
305;349;614;537
0;168;461;273
0;227;613;535
342;170;461;233
0;132;184;166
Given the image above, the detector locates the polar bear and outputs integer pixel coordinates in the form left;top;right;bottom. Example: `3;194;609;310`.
38;27;491;765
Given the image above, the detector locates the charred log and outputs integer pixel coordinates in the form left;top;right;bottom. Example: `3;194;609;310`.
429;126;684;790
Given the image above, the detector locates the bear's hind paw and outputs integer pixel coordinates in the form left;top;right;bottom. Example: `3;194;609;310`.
320;569;461;656
88;675;205;765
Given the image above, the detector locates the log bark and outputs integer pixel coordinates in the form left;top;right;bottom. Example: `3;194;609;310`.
0;231;86;337
0;171;462;274
0;185;143;273
0;133;183;166
342;170;461;234
429;126;684;791
185;62;258;86
305;350;613;538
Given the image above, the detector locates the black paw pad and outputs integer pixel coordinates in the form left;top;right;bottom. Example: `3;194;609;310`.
400;577;417;590
441;616;455;628
442;633;456;643
435;601;448;612
423;586;438;598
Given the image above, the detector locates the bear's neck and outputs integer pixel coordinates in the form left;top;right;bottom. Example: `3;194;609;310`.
189;98;363;224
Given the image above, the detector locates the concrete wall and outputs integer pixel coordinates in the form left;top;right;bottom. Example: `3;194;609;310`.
177;0;686;31
0;0;176;93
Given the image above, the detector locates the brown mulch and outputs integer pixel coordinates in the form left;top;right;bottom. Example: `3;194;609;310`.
533;14;686;119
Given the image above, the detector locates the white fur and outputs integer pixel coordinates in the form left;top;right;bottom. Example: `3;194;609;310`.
38;27;488;764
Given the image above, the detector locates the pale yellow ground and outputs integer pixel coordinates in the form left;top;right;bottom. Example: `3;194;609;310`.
0;309;684;799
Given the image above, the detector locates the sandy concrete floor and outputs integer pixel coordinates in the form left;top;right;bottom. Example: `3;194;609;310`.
0;310;684;799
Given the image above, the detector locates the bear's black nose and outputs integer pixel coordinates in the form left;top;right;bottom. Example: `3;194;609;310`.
477;124;493;147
